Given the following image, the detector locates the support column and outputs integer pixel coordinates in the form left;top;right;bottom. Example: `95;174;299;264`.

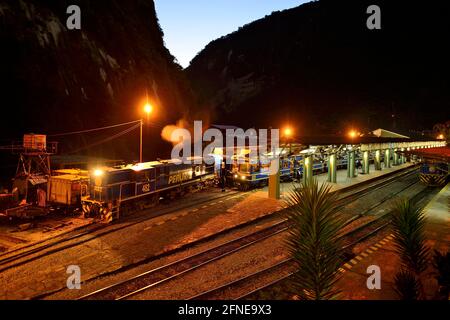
363;150;370;174
303;156;313;184
393;151;399;166
347;150;356;178
268;159;280;199
385;149;391;168
327;154;337;183
375;150;382;170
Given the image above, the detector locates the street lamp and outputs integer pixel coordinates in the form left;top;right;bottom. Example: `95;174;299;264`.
283;126;294;156
348;130;358;139
284;127;293;138
144;103;153;115
140;103;153;163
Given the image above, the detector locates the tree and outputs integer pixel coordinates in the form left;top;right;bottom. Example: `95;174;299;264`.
285;179;346;300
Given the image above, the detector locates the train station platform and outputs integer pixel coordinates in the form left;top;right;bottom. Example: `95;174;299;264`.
336;182;450;300
274;162;415;195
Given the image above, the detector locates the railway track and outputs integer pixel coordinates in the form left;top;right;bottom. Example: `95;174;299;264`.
186;220;390;300
187;203;407;300
0;190;246;272
74;167;421;300
201;185;435;301
78;220;289;300
0;165;418;274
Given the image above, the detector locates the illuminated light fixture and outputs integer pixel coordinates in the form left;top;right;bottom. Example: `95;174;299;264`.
348;130;358;139
241;176;246;180
131;163;145;171
284;127;293;137
144;103;153;114
93;169;104;177
234;174;238;179
437;134;444;140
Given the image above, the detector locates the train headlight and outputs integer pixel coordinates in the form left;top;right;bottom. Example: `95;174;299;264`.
93;169;104;177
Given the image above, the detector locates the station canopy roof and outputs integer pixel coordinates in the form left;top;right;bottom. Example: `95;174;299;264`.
209;125;436;147
371;128;410;139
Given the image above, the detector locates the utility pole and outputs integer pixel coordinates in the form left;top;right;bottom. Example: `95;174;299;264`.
140;119;143;163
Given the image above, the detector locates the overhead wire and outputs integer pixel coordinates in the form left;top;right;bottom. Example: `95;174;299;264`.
48;120;142;137
64;123;141;155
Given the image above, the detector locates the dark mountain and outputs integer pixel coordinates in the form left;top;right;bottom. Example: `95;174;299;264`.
0;0;194;161
187;0;450;136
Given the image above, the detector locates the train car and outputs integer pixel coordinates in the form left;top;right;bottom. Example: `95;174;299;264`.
228;160;275;190
296;157;327;176
419;161;449;186
81;156;216;222
47;171;89;210
228;154;327;190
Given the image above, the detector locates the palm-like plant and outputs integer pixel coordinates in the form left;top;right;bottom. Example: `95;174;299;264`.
285;179;346;300
432;250;450;299
394;270;421;300
391;199;429;299
391;199;429;274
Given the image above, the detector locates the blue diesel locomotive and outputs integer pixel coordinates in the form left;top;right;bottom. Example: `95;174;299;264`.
81;156;216;221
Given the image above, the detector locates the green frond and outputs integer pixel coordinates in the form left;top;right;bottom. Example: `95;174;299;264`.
391;199;430;275
285;178;346;300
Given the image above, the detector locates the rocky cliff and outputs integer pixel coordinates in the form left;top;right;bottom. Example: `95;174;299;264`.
187;0;450;135
0;0;194;160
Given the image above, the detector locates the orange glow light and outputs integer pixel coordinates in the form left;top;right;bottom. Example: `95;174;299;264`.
284;127;293;137
437;134;444;140
144;103;153;114
348;130;358;138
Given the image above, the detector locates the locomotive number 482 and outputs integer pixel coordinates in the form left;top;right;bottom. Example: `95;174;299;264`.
142;184;150;193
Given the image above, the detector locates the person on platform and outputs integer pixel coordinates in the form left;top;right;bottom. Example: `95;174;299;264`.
220;161;226;192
